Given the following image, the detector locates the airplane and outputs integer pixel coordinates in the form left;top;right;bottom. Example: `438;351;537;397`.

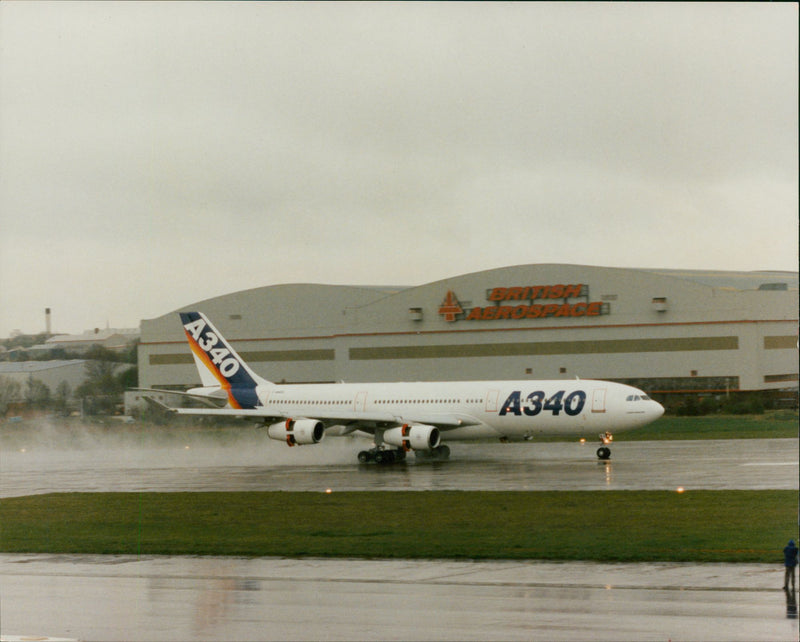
146;311;665;464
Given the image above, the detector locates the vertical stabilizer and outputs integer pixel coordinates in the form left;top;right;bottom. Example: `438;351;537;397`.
179;312;271;409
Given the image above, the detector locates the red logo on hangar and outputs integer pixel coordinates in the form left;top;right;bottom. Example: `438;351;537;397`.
438;290;464;322
439;284;606;323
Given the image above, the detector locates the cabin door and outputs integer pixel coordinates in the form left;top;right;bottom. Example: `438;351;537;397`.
485;389;500;413
591;388;607;413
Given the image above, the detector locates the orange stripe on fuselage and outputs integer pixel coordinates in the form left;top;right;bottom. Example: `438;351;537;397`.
185;331;243;409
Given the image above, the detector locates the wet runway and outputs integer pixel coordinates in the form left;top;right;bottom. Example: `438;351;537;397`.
1;554;797;641
0;429;797;497
1;428;797;640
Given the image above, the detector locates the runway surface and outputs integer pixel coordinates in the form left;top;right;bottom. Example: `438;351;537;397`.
0;427;797;497
1;554;797;641
1;427;797;641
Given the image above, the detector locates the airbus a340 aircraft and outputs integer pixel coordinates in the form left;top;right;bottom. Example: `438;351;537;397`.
149;312;664;464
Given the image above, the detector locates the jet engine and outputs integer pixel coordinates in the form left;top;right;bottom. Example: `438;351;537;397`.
267;418;325;446
383;424;441;451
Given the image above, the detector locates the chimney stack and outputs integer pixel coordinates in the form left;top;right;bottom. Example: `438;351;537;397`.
45;308;52;335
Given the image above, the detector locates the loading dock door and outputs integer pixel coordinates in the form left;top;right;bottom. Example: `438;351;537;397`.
592;389;607;413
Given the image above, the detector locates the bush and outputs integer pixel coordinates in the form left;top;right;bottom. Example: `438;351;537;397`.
721;395;765;415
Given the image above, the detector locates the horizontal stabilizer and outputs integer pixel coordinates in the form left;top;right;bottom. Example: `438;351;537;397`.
142;396;178;413
130;388;228;409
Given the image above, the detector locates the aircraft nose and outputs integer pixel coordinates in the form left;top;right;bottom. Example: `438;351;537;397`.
651;400;665;420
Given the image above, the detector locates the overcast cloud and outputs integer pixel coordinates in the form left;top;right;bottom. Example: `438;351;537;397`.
0;2;797;337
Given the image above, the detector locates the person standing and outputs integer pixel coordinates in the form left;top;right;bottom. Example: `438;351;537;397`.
784;539;798;591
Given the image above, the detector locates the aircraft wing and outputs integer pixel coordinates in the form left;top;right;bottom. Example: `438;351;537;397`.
146;399;478;430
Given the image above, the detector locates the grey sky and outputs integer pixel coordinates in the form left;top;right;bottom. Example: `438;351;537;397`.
1;2;797;337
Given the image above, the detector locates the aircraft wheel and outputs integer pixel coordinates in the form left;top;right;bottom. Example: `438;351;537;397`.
357;450;371;464
436;445;451;460
374;450;387;464
596;446;611;460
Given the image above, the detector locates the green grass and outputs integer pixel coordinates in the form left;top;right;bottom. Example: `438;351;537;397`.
1;490;795;563
524;412;798;442
620;412;798;441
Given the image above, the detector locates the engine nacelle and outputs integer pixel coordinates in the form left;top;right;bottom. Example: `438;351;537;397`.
383;424;441;451
267;418;325;446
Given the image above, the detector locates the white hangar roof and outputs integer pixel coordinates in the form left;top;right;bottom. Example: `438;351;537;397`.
141;264;798;341
640;268;798;291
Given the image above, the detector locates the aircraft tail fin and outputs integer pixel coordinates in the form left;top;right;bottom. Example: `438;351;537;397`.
179;311;272;409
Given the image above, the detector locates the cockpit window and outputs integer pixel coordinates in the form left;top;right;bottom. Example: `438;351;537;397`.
626;394;652;402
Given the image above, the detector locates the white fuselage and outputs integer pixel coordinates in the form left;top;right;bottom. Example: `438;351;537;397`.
255;379;664;442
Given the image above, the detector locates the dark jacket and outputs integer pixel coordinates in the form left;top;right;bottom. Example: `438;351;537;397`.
785;541;799;568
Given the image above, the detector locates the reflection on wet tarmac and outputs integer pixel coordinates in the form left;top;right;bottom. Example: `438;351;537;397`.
1;555;796;642
786;588;798;620
0;435;797;497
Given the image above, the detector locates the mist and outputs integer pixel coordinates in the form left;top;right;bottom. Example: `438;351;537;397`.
0;418;371;498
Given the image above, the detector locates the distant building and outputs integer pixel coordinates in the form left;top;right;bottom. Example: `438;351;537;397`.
44;328;140;354
0;360;88;400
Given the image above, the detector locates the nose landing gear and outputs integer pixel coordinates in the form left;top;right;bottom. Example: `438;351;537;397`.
596;432;613;460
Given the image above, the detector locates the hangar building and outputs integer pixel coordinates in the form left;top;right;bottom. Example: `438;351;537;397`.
138;264;798;405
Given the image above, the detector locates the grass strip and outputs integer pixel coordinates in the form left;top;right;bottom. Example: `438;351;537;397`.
622;413;798;441
1;490;795;563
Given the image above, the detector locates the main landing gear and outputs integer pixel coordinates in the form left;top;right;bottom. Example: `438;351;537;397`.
596;432;613;460
357;445;451;464
357;447;407;464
